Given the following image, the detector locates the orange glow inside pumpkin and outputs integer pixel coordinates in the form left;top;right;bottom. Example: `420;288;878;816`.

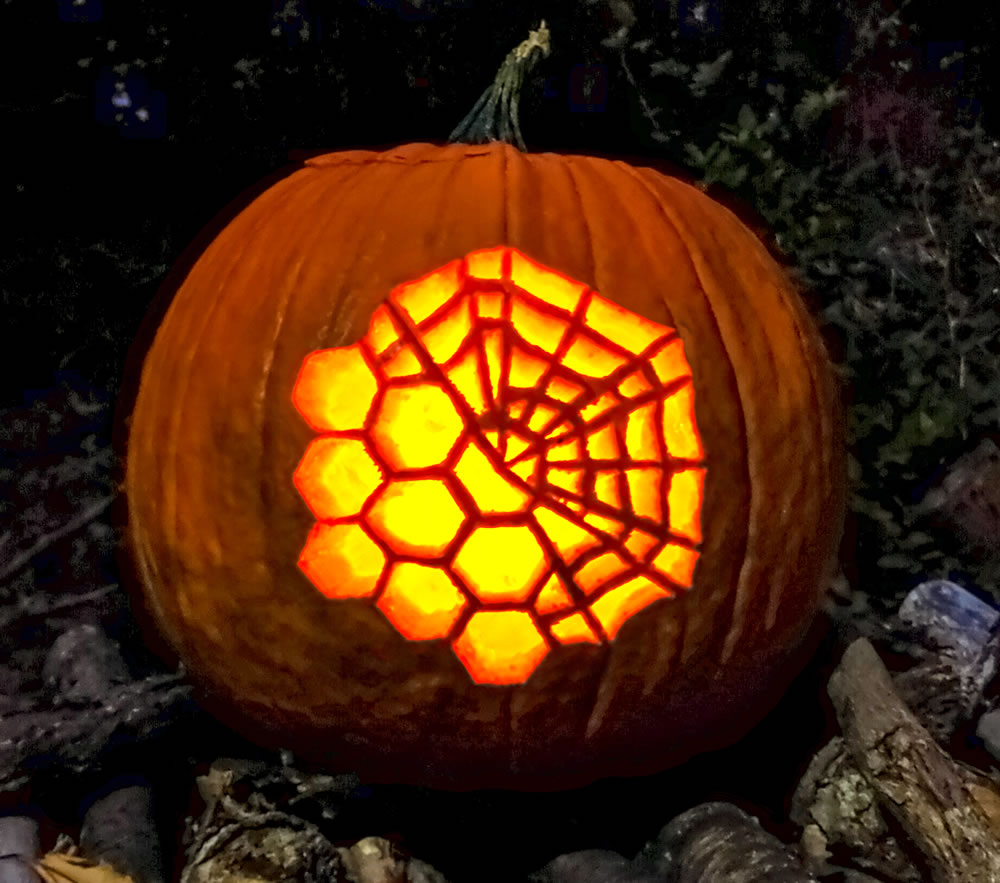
292;246;706;684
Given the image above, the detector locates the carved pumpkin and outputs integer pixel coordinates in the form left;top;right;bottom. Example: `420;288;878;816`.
122;29;843;789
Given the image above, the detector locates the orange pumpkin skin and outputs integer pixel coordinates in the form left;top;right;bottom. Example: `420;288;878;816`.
123;141;844;790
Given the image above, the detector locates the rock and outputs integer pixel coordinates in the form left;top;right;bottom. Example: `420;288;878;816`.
81;781;165;883
0;816;43;883
975;708;1000;762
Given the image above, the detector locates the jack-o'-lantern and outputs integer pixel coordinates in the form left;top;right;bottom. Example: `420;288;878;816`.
121;23;844;789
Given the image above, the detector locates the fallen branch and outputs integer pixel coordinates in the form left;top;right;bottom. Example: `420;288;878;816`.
828;638;1000;883
0;672;196;792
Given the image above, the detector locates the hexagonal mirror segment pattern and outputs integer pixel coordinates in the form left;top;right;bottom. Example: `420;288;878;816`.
291;246;706;685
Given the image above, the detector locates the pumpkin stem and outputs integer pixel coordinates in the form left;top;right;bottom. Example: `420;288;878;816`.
448;21;551;151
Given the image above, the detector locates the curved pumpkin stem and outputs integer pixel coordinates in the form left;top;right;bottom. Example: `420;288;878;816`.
448;21;551;152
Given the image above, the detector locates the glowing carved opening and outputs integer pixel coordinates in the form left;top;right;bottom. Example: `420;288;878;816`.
293;437;382;520
453;525;548;603
372;384;464;470
298;522;385;599
377;562;467;640
366;478;466;557
292;344;377;431
292;246;707;685
453;610;550;684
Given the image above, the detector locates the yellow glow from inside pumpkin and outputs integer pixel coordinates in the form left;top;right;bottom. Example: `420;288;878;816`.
663;383;703;460
583;511;625;537
652;542;699;586
483;329;504;401
378;562;467;640
466;245;505;280
545;377;583;405
591;576;671;639
562;334;628;378
383;343;422;378
669;468;705;543
509;348;548;389
626;467;662;522
291;246;706;685
526;403;558;434
453;525;547;603
393;259;462;323
535;573;573;615
292;345;376;431
453;441;532;514
510;250;586;312
547;437;582;462
293;437;382;520
510;298;568;354
585;425;619;461
446;348;488;415
371;384;463;470
453;610;550;684
422;299;471;363
550;612;600;644
624;528;658;560
594;471;621;508
575;551;630;596
476;291;503;319
366;478;465;557
298;523;385;599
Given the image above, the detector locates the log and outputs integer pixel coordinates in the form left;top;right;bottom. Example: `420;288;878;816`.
827;638;1000;883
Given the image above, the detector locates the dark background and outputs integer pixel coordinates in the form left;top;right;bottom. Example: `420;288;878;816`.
2;0;997;412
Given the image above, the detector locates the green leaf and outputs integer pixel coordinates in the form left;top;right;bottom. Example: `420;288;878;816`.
877;553;915;569
689;50;733;97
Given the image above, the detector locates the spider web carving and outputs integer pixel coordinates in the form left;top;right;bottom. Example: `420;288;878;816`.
292;246;706;684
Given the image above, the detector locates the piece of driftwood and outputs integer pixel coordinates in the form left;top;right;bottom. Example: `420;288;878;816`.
0;643;195;791
792;737;923;881
793;580;1000;880
828;637;1000;883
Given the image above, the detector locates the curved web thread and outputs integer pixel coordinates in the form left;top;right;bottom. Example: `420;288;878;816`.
291;246;706;685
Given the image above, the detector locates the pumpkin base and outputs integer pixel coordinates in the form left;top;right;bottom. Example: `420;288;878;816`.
183;607;830;791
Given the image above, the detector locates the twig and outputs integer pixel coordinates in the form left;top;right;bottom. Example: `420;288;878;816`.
617;49;669;143
0;495;113;584
0;583;118;631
